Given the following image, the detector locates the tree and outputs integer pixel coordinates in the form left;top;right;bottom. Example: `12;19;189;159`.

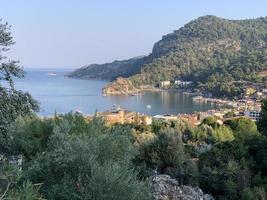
257;99;267;137
211;125;235;143
8;116;54;161
0;19;39;199
224;117;259;140
134;128;187;179
201;116;219;129
0;19;38;154
25;115;150;200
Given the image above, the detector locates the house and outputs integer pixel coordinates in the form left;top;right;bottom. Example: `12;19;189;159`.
174;80;193;87
178;114;200;126
244;110;261;121
158;81;171;88
140;115;152;125
153;114;178;121
9;155;23;171
95;105;152;125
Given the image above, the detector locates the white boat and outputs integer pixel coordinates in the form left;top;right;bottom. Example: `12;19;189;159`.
131;93;140;96
75;109;83;114
47;72;57;76
192;96;204;101
75;101;83;114
146;104;152;109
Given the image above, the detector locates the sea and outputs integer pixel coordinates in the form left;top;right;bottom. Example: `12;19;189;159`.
13;68;222;116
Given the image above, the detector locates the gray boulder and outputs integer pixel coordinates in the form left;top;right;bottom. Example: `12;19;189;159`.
150;175;214;200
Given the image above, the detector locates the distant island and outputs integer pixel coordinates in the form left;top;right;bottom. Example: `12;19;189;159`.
68;15;267;98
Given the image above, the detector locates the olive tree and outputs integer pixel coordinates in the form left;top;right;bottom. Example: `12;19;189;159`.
0;19;39;199
0;19;38;154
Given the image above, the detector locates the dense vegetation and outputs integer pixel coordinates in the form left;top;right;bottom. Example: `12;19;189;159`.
0;19;41;199
70;15;267;98
67;56;147;81
2;107;267;199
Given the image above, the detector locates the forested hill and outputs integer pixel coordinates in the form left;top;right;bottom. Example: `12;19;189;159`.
69;15;267;97
67;56;147;80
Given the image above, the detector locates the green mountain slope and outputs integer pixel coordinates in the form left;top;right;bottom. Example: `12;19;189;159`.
69;15;267;98
67;56;147;81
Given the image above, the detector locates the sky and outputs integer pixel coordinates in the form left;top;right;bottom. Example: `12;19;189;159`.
1;0;267;68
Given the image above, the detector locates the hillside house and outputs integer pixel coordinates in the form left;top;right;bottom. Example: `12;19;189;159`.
244;110;261;121
153;114;178;121
96;106;152;125
158;81;171;88
174;80;193;87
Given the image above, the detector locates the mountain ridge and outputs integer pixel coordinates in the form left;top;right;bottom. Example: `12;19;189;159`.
68;15;267;98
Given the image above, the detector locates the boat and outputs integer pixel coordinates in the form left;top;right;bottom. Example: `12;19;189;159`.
47;72;57;76
146;104;152;109
131;93;140;96
75;101;83;114
75;109;83;114
192;96;204;101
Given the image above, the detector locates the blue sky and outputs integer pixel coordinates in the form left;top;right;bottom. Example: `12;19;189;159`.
1;0;267;68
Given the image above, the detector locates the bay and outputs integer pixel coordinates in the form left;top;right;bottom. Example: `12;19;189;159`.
14;68;222;116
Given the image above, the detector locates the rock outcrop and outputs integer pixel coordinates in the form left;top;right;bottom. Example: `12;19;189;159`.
150;175;214;200
102;77;139;95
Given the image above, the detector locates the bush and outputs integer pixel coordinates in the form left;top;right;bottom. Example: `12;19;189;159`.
24;114;150;200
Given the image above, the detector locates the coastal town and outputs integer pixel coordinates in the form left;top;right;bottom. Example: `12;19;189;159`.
85;96;263;128
98;78;267;126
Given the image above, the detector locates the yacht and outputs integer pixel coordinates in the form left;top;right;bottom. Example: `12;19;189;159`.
47;72;57;76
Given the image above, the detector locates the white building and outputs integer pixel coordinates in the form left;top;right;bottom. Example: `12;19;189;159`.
153;114;178;121
159;81;171;88
244;110;261;121
174;80;192;87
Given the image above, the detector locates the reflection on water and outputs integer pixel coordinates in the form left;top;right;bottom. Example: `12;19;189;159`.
15;69;222;116
106;91;222;116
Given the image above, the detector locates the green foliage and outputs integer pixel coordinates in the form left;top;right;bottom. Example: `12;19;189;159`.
3;112;267;200
194;117;235;143
8;116;54;161
134;128;186;179
225;117;259;140
201;116;219;128
241;187;267;200
151;119;168;134
247;137;267;176
7;181;44;200
72;15;267;98
0;162;43;200
67;56;146;81
133;16;267;98
198;136;267;199
191;124;214;143
257;99;267;137
0;19;41;200
212;125;235;142
25;114;150;200
224;111;236;118
0;19;38;155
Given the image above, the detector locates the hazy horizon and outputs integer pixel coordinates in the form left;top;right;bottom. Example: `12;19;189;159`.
1;0;267;69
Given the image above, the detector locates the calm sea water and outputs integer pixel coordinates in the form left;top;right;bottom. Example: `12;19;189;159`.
13;68;221;116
